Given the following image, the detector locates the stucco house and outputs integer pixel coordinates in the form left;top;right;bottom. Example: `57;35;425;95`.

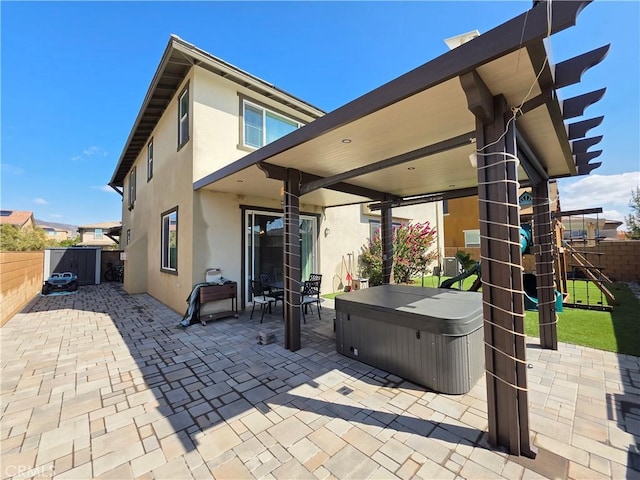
77;221;121;247
109;36;442;314
0;210;36;230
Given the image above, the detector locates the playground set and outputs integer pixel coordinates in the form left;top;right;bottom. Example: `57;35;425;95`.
439;206;616;312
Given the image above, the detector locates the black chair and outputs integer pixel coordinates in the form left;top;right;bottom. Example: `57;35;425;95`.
301;279;321;323
250;280;276;323
307;273;323;310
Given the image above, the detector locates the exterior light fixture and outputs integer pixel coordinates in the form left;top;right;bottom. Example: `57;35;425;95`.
407;166;416;170
341;138;352;144
324;227;331;237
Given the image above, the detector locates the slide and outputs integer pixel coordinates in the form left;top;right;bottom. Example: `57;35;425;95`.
440;262;481;290
523;273;563;312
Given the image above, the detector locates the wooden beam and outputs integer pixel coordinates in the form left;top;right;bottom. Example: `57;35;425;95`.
257;162;388;201
572;136;603;155
283;169;302;351
476;94;535;458
562;89;606;119
532;181;558;350
299;132;475;195
460;71;494;124
567;116;604;140
554;45;610;89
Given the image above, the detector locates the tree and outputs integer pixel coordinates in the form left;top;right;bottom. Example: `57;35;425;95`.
359;221;438;286
625;187;640;240
0;225;48;251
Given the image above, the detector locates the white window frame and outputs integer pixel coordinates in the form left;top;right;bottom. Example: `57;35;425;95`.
242;99;302;149
94;228;103;240
161;207;178;273
178;87;189;148
464;229;481;248
147;138;153;181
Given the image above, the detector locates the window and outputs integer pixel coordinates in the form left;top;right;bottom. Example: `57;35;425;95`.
147;139;153;181
126;229;131;245
242;100;301;149
369;220;402;242
128;167;136;209
94;228;103;240
161;207;178;273
178;87;189;148
464;229;481;248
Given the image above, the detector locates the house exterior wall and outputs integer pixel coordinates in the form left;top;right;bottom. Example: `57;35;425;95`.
443;196;480;249
119;63;443;312
79;228;118;247
122;73;195;313
321;202;442;291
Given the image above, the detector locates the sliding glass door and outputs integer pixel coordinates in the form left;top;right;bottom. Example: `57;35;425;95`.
245;210;317;302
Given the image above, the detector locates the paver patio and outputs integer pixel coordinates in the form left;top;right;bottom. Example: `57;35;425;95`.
1;283;639;479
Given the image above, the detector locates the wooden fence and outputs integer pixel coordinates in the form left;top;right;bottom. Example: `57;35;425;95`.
1;251;44;326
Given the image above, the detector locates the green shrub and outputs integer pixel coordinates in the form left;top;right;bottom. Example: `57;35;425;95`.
360;221;438;286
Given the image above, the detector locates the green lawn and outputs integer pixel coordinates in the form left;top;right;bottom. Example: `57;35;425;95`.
323;277;640;356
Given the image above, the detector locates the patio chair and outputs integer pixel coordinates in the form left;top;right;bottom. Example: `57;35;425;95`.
301;279;321;323
260;273;284;302
307;273;323;310
250;279;277;323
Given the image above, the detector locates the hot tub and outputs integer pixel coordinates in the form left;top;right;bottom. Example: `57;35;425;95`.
335;284;484;394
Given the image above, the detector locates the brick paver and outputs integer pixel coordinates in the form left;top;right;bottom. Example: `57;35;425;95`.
1;282;639;479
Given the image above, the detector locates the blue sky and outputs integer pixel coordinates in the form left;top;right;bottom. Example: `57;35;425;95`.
2;1;638;228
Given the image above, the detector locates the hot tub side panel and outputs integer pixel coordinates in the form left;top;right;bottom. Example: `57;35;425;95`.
335;309;484;394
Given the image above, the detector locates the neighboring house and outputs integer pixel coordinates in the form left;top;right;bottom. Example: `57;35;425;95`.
442;181;560;260
78;221;121;247
562;216;623;242
109;36;441;314
40;226;70;241
0;210;36;230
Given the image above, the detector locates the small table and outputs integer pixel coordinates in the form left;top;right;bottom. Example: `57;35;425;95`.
198;282;238;325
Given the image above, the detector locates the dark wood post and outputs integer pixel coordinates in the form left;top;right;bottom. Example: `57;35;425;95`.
476;94;536;458
381;206;393;284
532;180;558;350
283;168;302;351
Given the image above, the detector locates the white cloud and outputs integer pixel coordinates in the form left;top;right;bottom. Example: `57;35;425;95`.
33;197;48;205
71;146;108;161
559;172;639;211
1;163;24;175
559;172;639;231
83;146;107;157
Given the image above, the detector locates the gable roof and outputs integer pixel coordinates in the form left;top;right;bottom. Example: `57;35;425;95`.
110;35;325;187
0;210;35;228
194;1;608;209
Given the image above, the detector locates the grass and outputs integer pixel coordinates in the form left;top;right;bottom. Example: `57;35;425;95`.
323;276;640;356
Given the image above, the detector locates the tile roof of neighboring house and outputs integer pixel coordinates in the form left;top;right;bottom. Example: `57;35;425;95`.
78;221;122;229
0;210;35;228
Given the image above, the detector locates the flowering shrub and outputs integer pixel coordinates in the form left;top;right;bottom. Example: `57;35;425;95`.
359;221;438;286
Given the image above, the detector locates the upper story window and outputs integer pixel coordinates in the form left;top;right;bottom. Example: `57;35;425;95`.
126;229;131;245
464;229;481;248
128;166;136;210
147;139;153;181
178;86;189;148
95;228;103;240
161;207;178;273
242;100;301;149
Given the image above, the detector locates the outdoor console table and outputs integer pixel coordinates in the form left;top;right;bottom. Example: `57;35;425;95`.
335;284;484;394
198;282;238;325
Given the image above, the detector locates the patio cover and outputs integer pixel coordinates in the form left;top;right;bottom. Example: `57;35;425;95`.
192;0;607;458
